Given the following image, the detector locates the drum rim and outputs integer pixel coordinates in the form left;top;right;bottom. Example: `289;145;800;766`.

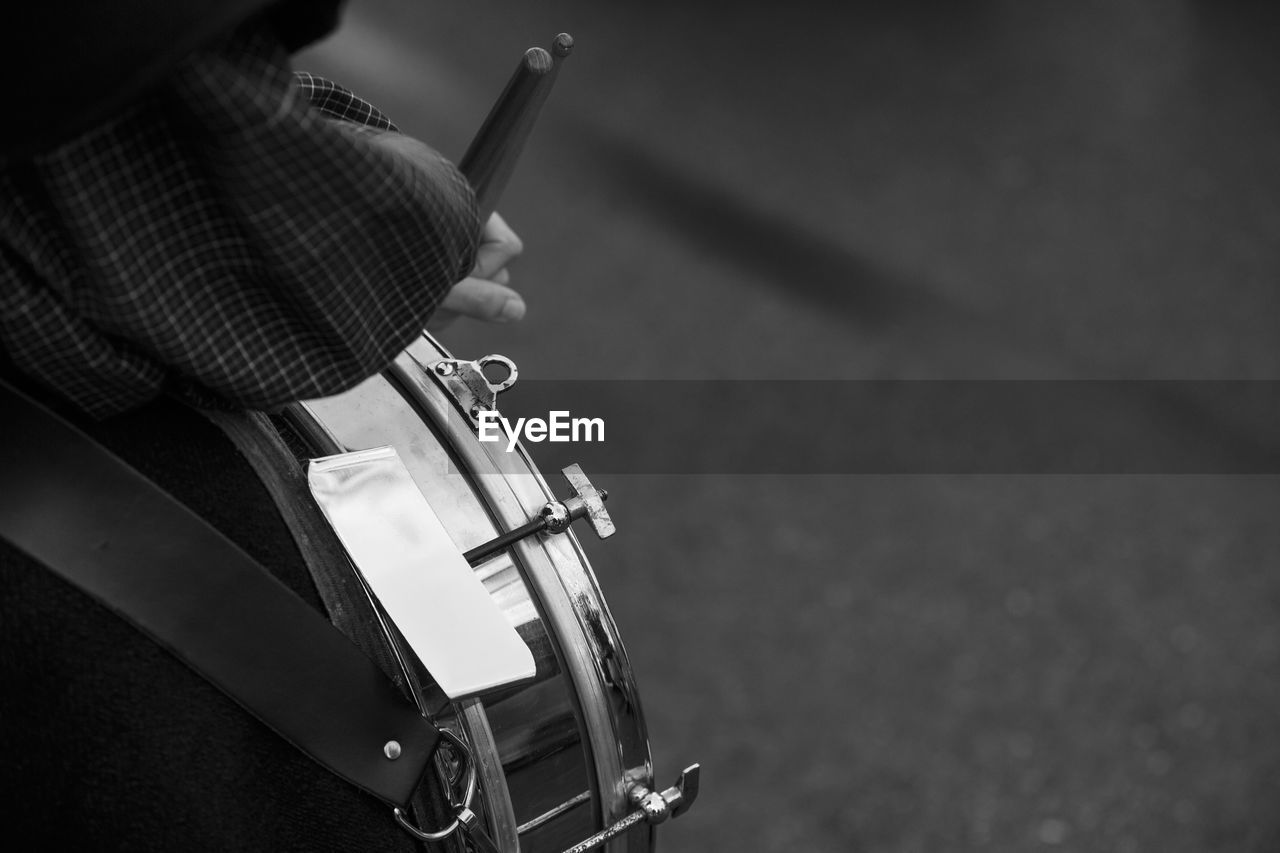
394;335;655;840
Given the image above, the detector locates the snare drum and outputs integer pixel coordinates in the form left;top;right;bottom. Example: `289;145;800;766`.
281;333;661;852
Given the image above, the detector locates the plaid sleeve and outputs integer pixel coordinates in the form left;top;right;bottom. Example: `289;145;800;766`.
292;72;398;132
0;23;479;418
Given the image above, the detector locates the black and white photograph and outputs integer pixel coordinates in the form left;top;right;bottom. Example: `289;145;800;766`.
2;1;1278;851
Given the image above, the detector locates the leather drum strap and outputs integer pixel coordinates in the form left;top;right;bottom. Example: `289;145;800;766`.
199;408;462;839
0;380;437;809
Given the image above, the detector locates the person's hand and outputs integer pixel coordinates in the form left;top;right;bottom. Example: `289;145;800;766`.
428;212;525;331
359;131;525;330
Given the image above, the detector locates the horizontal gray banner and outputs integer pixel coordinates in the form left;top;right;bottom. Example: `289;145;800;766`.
446;380;1280;475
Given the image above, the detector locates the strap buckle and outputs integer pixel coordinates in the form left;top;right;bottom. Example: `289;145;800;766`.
392;728;479;841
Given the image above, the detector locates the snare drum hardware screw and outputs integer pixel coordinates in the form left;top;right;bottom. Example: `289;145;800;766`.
435;362;455;376
383;740;402;760
462;463;615;565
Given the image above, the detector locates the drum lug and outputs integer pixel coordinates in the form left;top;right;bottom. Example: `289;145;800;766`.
425;354;518;424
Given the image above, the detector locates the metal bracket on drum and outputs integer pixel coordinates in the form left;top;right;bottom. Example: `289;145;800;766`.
464;463;615;566
428;354;518;424
558;765;702;853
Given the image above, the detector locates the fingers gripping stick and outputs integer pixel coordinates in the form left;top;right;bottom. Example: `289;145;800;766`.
463;464;614;566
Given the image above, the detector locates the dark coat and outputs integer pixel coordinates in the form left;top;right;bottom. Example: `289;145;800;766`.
1;0;342;160
0;390;425;850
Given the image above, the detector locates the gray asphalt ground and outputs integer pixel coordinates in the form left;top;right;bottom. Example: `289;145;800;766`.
302;2;1280;851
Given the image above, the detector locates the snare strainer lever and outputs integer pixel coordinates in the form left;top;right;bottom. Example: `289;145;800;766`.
463;464;614;566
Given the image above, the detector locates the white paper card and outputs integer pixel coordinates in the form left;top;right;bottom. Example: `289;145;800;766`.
307;446;535;698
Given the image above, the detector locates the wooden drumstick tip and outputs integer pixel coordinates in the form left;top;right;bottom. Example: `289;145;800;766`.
522;46;553;74
552;33;574;57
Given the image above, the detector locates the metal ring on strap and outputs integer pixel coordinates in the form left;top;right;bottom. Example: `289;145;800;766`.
392;728;479;841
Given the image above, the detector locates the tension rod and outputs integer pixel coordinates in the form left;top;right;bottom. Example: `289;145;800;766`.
464;464;613;567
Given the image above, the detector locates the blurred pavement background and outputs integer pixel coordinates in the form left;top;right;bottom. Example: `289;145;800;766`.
302;2;1279;850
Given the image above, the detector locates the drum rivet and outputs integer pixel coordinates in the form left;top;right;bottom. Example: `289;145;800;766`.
383;740;402;760
436;362;455;376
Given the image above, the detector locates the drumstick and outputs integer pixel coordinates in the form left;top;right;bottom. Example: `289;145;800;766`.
460;33;573;221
